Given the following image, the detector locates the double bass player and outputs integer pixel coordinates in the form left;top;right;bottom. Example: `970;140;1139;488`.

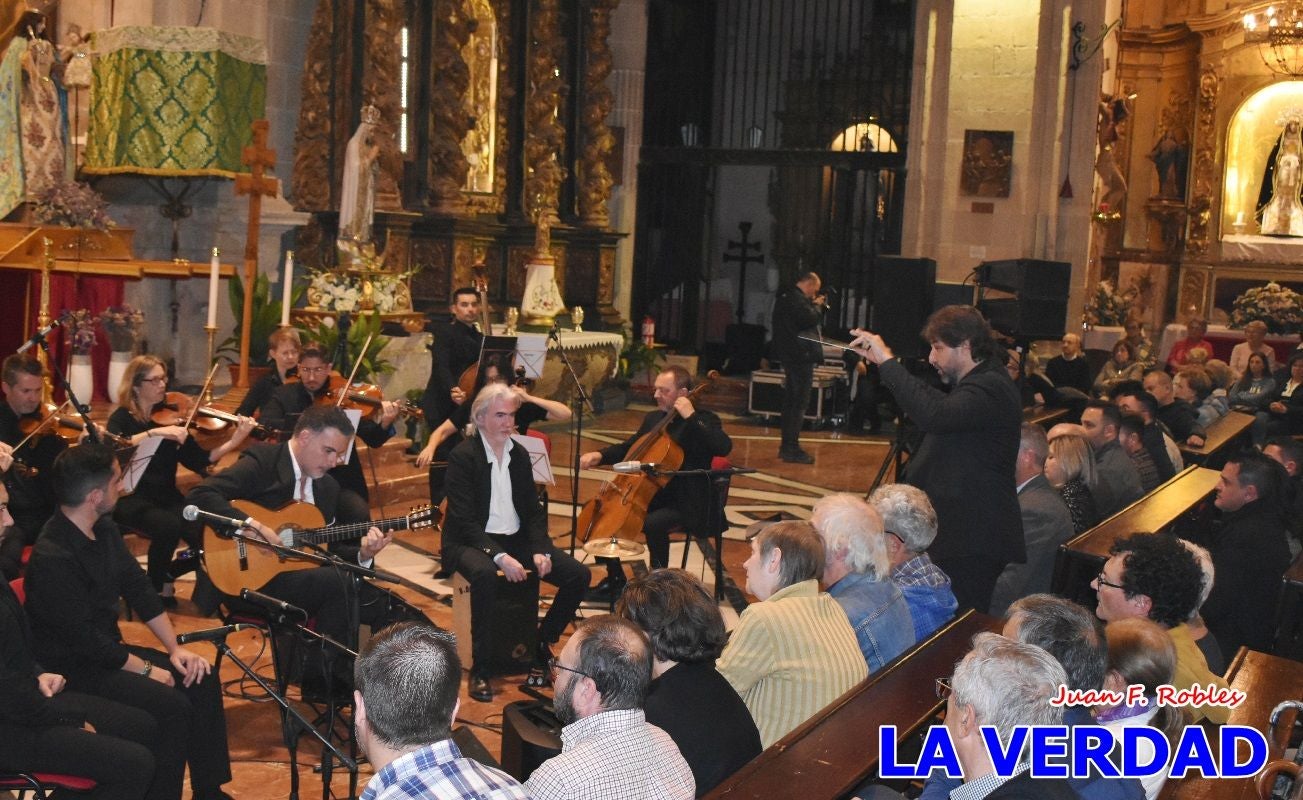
578;366;732;597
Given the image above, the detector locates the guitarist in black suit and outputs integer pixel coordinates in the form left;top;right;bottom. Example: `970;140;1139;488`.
186;406;423;675
442;383;591;702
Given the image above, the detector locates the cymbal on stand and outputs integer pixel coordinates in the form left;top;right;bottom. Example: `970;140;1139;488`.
582;538;645;558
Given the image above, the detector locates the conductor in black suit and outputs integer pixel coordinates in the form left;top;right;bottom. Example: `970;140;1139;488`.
442;383;590;703
770;272;826;464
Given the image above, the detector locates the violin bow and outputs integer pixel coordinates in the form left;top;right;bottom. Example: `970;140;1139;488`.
335;330;376;408
183;363;222;430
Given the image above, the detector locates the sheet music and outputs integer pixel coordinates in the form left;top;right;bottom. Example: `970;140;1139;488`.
120;435;163;495
341;408;363;463
512;433;555;485
515;334;548;379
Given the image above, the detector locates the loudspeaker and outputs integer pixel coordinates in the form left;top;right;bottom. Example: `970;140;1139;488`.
870;256;937;359
977;297;1067;340
975;259;1070;339
451;572;539;675
452;725;502;770
500;700;563;781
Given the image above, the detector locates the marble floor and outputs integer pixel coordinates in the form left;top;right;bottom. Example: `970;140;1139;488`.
115;401;895;799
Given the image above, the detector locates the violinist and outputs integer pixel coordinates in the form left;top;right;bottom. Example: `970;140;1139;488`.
420;287;483;428
107;356;256;603
0;355;66;579
415;353;571;502
259;344;400;523
235;327;301;417
578;366;732;585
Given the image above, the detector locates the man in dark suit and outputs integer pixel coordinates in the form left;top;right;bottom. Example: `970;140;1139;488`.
187;406;412;659
579;366;732;576
421;287;484;430
259;344;401;523
442;383;590;702
770;271;826;464
0;355;68;579
989;424;1074;618
850;305;1024;612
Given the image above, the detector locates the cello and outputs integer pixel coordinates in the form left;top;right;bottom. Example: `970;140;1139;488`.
575;371;720;545
455;263;494;400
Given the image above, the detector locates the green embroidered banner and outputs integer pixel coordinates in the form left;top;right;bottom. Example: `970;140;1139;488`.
84;26;266;178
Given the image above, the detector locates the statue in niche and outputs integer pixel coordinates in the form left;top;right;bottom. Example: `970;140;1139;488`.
1257;112;1303;237
339;104;382;246
1147;127;1188;200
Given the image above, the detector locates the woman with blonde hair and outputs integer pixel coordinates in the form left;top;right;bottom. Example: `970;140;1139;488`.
1099;618;1189;800
1044;433;1099;534
107;355;255;602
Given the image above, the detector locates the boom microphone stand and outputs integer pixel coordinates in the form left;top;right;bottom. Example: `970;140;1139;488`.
550;325;595;556
31;323;102;444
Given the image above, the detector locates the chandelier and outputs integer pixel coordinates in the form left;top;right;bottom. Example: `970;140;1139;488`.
1244;4;1303;77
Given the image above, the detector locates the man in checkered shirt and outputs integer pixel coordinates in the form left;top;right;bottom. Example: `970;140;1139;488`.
525;615;694;800
354;622;532;800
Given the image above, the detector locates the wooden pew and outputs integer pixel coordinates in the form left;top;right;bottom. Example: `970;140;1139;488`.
1178;411;1254;468
1273;552;1303;660
1024;405;1070;429
1051;465;1221;606
1157;648;1303;800
704;610;999;800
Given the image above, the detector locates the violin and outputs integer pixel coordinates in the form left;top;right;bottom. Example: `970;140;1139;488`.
150;392;276;449
17;402;132;449
313;373;423;423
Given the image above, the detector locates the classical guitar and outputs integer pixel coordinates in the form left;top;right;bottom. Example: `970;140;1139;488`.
203;499;437;596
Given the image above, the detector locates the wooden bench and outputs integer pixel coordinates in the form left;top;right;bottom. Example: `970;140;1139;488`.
703;610;999;800
1273;552;1303;660
1051;465;1221;607
1024;405;1070;429
1178;411;1254;468
1157;648;1303;800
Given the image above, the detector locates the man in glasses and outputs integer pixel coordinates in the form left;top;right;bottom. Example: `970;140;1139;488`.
869;483;957;641
1090;532;1230;724
0;355;66;579
525;615;694;800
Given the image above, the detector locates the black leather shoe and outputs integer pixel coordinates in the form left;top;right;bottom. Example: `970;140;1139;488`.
469;673;493;702
779;448;815;464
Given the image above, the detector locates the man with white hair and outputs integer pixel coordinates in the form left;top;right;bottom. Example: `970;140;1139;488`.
933;633;1078;800
869;484;957;640
811;493;915;671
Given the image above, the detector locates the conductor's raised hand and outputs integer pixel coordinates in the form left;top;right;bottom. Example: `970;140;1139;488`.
849;329;893;365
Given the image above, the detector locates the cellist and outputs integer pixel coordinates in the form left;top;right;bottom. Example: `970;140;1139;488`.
578;366;732;590
420;287;483;429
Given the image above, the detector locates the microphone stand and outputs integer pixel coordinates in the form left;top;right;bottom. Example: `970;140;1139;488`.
550;325;595;556
36;332;101;444
642;465;756;600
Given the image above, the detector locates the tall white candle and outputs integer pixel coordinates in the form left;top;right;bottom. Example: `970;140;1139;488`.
207;247;220;328
281;250;294;327
1235;211;1246;226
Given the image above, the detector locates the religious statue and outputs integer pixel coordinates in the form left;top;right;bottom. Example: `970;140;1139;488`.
1257;113;1303;237
18;13;65;199
1095;95;1129;213
1147;128;1187;200
338;104;381;246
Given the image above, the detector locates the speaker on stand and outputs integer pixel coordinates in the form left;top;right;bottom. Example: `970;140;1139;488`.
974;258;1071;340
870;256;937;359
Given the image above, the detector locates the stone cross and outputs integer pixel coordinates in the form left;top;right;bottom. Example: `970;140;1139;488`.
232;120;278;388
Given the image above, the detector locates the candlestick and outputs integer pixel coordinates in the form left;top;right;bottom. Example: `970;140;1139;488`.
280;250;294;327
207;247;221;328
204;324;219;402
1235;211;1246;226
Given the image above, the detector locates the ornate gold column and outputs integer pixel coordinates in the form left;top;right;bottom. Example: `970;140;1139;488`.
364;0;405;211
524;0;567;228
428;0;472;214
577;0;618;228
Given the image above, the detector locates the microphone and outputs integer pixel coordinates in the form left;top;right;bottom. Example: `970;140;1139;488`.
240;588;307;619
176;623;257;645
16;315;65;355
612;460;659;474
182;504;252;530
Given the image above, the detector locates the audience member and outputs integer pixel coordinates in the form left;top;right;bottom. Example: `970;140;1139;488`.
811;494;915;671
1228;320;1277;379
1123;318;1156;369
1227;352;1277;414
354;622;530;800
717;521;866;746
1093;340;1146;399
1047;333;1093;395
1173;367;1227;429
1079;402;1144;516
850;306;1023;612
870;484;958;640
1143;370;1206;447
1176;540;1224;676
1117;415;1162;493
1263;437;1303;550
25;443;232;800
615;570;761;797
1165;317;1213;373
1099;619;1188;800
989;425;1074;618
1193;451;1292;656
526;615;694;800
1114;388;1177;481
1261;351;1303;437
1045;433;1100;534
1090;532;1229;723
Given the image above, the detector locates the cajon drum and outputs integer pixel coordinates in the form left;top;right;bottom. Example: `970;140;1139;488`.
451;571;539;675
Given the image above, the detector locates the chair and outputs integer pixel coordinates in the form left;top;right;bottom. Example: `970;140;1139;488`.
667;456;734;590
0;771;96;799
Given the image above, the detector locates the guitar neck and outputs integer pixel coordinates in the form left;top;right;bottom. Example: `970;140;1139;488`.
295;514;410;547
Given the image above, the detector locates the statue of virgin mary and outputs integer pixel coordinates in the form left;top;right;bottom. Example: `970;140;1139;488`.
1257;112;1303;236
338;105;382;245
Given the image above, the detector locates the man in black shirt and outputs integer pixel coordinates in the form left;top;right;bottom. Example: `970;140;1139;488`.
0;355;67;579
1263;437;1303;547
1143;369;1206;446
770;272;826;464
1045;332;1093;395
25;443;232;800
421;287;484;430
1114;387;1177;482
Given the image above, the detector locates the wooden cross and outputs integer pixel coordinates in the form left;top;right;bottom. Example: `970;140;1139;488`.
232;119;278;388
722;221;764;323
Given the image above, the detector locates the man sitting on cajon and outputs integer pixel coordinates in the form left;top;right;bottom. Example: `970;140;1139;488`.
441;383;590;703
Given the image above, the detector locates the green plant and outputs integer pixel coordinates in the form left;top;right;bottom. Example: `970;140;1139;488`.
301;312;394;382
618;330;664;385
217;273;306;365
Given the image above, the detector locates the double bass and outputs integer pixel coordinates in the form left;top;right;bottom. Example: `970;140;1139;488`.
575;371;719;544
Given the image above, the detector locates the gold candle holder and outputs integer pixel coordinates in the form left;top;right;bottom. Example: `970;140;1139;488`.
204;324;219;403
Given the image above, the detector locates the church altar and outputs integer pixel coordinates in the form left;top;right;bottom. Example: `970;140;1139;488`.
1220;235;1303;264
1156;323;1299;365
